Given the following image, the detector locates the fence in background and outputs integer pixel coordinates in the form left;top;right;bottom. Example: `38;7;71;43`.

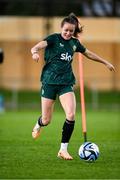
0;78;119;111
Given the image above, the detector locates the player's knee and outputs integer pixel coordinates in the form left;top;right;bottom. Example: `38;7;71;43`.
66;111;75;120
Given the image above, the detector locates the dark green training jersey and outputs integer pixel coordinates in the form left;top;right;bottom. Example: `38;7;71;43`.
41;33;86;85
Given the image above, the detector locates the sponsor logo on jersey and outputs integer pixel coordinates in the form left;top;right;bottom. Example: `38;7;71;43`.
60;52;72;62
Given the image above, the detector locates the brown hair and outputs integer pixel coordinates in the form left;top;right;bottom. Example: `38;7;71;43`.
61;13;83;37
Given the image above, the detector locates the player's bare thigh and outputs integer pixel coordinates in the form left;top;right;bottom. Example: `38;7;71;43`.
59;92;76;121
41;97;55;125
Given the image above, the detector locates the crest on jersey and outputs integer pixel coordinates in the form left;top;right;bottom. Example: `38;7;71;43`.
73;45;77;51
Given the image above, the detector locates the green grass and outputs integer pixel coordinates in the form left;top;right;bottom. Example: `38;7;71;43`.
0;109;120;179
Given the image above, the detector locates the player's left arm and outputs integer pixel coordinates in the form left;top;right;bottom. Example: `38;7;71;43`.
83;49;115;72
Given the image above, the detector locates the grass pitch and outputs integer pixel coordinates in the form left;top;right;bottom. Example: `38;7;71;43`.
0;109;120;179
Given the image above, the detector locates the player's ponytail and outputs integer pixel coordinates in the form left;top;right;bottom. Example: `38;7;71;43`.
69;13;83;37
61;12;83;37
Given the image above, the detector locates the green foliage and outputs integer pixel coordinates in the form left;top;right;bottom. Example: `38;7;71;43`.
0;110;119;179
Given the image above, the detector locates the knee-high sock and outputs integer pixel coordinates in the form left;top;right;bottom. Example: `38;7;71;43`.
61;119;75;143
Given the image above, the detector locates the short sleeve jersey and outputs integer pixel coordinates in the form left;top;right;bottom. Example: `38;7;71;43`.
41;33;86;85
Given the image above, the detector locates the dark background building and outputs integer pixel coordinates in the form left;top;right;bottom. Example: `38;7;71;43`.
0;0;119;17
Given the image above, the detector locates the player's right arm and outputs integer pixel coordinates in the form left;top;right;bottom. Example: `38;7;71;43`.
31;40;48;62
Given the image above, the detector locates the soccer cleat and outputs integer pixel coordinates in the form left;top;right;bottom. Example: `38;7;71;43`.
57;151;73;160
32;121;41;139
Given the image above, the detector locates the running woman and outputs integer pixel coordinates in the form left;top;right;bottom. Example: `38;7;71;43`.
31;13;115;160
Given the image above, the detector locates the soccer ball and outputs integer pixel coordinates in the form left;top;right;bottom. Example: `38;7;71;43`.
78;142;99;162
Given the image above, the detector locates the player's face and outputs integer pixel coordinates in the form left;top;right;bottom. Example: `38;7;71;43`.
61;23;75;40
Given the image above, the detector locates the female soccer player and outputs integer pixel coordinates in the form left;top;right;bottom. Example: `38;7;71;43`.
31;13;115;160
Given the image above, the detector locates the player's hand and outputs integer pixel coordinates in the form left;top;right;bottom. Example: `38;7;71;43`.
106;63;115;72
32;53;40;62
